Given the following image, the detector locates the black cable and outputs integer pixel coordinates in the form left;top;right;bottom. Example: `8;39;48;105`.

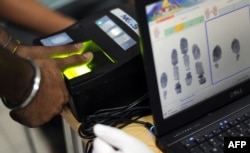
85;140;93;153
78;93;151;139
77;93;154;153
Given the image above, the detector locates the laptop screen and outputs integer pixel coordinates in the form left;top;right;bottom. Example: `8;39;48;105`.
136;0;250;134
146;0;250;119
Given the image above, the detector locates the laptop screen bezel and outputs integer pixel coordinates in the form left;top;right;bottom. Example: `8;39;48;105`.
135;0;250;136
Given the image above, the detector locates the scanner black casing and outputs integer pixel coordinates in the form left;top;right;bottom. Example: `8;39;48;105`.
34;4;148;121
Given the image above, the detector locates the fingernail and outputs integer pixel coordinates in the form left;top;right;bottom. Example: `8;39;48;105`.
74;43;83;49
83;52;92;59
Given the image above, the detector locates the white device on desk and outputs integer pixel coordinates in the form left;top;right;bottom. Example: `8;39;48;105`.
34;4;149;121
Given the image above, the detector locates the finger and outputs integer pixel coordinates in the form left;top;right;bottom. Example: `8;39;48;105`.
48;43;84;58
16;43;84;59
92;138;116;153
55;52;93;70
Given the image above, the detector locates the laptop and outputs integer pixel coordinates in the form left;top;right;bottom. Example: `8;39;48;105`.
135;0;250;152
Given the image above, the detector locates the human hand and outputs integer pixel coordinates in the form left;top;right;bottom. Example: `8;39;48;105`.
92;124;154;153
10;43;93;127
15;43;85;59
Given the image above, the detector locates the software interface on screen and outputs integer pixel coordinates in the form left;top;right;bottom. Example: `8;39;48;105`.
146;0;250;119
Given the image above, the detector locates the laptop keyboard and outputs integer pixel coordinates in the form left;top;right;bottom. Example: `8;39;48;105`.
181;111;250;153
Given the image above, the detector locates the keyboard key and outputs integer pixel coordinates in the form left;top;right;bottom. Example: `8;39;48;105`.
211;147;223;153
195;136;206;144
220;124;230;131
212;128;222;136
204;132;214;140
226;128;240;137
217;132;228;142
246;129;250;135
199;142;213;152
229;120;239;126
244;112;250;118
244;119;250;128
219;143;224;149
208;137;221;147
235;123;248;132
189;146;203;153
236;116;246;122
181;139;196;150
239;132;250;137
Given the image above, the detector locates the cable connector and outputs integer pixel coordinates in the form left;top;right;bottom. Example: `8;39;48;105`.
144;122;155;135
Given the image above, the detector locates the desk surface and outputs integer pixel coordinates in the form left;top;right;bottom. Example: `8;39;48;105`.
61;106;162;153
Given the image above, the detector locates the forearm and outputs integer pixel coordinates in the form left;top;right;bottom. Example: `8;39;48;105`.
0;47;34;105
0;26;34;105
0;0;76;34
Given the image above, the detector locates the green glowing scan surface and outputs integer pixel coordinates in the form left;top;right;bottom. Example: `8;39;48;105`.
50;40;114;80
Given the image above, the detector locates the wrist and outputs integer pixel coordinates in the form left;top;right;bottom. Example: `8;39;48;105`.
1;58;41;110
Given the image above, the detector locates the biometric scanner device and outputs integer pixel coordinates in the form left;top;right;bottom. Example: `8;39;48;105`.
34;4;148;121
